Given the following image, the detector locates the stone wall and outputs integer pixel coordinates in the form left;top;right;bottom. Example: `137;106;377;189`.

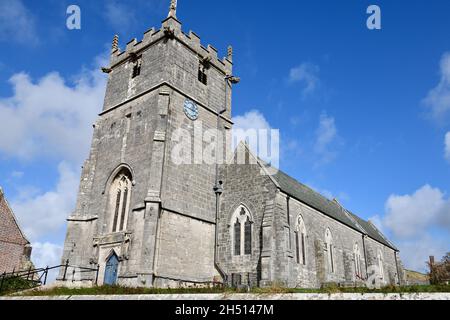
218;153;278;287
273;194;369;288
364;237;401;285
216;153;402;289
60;90;160;277
268;191;401;288
154;210;218;287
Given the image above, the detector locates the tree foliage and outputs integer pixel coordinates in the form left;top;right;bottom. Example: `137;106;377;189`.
428;253;450;285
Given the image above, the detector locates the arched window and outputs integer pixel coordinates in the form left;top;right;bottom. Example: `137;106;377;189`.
353;243;362;278
231;206;253;256
296;215;307;265
377;249;385;281
233;218;241;256
109;169;132;233
325;228;334;273
244;217;252;255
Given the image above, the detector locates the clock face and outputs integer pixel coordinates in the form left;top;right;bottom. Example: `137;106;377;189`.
184;99;199;121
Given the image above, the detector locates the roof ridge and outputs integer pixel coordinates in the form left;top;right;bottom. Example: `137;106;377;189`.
231;145;398;251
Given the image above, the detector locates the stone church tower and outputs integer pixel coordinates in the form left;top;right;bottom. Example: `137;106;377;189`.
60;1;405;288
60;1;233;287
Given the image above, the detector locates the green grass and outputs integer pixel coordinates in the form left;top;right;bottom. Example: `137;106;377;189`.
9;284;450;297
12;286;227;297
0;277;39;296
254;284;450;294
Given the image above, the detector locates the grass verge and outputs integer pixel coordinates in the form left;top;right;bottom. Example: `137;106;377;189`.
0;277;39;296
6;284;450;297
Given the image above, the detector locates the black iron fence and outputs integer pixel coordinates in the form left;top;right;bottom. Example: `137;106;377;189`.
0;260;100;294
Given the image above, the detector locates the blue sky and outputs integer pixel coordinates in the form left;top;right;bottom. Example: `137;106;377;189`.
0;0;449;273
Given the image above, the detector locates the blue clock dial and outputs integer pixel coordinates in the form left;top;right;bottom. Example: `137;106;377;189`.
184;100;199;121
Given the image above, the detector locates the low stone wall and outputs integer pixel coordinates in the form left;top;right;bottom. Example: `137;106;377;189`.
1;293;449;300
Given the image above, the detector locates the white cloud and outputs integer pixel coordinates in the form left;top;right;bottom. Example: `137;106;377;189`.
31;242;63;283
32;242;63;268
233;110;272;133
232;110;273;153
10;171;24;179
0;0;38;45
314;112;338;165
384;185;450;239
374;185;450;272
445;132;450;162
289;62;320;95
0;53;107;278
104;0;137;32
395;235;448;272
0;58;107;164
11;162;80;241
232;110;279;168
424;53;450;123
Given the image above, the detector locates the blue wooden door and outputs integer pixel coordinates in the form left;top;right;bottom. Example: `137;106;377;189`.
104;253;119;285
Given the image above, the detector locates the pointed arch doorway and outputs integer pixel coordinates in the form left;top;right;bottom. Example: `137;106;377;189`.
104;252;119;286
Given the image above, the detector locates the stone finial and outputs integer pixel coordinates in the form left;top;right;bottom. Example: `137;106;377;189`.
168;0;177;18
227;45;233;62
112;34;119;53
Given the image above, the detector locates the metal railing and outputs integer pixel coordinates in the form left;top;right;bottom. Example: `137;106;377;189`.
0;260;100;294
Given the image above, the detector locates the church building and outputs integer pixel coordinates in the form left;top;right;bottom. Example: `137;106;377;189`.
59;1;405;288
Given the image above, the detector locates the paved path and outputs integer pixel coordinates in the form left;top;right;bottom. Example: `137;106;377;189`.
1;293;449;300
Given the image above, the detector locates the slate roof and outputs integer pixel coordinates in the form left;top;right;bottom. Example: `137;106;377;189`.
270;169;397;251
235;142;397;251
347;212;398;251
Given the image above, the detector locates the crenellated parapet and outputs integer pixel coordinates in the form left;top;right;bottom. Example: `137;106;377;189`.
107;16;233;75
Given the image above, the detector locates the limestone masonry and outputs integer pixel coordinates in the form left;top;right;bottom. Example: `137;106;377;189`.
59;2;405;289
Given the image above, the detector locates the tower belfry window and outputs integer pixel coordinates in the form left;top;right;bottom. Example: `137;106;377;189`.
132;58;142;78
198;64;208;85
